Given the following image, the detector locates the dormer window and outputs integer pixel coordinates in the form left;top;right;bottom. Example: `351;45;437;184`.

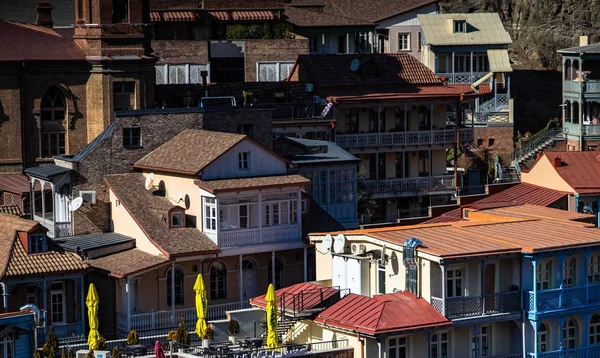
29;234;47;254
453;20;466;33
171;212;183;228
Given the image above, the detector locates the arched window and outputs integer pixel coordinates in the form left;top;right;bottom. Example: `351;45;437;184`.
563;318;579;349
41;87;65;122
538;323;548;352
40;86;66;157
236;259;255;270
590;314;600;345
210;261;227;300
166;267;184;306
268;256;283;289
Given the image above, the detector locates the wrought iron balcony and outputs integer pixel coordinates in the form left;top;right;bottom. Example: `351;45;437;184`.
336;129;472;148
431;291;521;319
363;175;454;195
524;283;600;313
272;103;334;121
528;345;600;357
437;72;489;84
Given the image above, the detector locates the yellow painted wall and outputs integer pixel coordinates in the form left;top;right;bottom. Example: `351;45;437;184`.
521;156;575;193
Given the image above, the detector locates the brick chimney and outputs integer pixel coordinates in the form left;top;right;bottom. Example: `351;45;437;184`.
36;0;53;28
553;156;562;168
580;35;589;47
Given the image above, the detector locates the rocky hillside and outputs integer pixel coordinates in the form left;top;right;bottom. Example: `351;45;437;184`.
441;0;600;70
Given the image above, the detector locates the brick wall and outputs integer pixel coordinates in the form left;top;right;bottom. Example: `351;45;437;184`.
473;125;514;161
152;40;210;64
0;66;24;172
244;39;309;82
203;108;273;148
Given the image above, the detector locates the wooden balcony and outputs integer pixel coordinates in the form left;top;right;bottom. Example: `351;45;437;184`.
564;79;600;93
336;129;472;149
437;72;489;84
363;175;454;195
208;224;302;248
524;283;600;313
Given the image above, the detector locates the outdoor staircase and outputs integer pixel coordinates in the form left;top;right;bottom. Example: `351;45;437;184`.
514;128;563;164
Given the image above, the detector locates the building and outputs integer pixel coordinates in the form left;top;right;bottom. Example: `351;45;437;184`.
309;204;600;357
0;0;155;173
274;137;360;228
419;13;514;159
288;53;476;224
521;151;600;225
558;36;600;151
0;214;89;343
0;309;39;357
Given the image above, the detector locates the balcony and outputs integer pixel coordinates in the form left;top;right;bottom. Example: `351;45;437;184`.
524;283;600;313
272;103;334;122
363;175;454;195
215;224;302;248
33;212;72;239
37;322;84;347
437;72;489;84
430;291;521;320
564;79;600;93
528;345;600;357
336;129;472;149
563;122;600;138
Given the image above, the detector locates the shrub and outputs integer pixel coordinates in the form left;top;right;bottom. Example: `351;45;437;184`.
175;315;190;345
48;347;56;358
111;346;121;358
42;326;58;356
204;325;215;340
228;320;240;336
34;350;42;358
61;347;67;358
167;330;177;341
126;330;139;345
97;336;106;350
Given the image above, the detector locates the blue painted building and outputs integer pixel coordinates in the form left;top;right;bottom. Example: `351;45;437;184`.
0;309;38;357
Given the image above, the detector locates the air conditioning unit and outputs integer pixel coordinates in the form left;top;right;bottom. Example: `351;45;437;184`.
351;243;367;255
79;190;96;205
77;351;110;358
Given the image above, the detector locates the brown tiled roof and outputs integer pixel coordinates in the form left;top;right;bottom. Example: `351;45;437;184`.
294;54;441;88
195;175;309;193
0;214;88;279
0;206;22;216
329;0;437;23
86;249;170;278
539;152;600;194
284;5;375;27
0;21;84;62
104;173;220;258
134;129;246;175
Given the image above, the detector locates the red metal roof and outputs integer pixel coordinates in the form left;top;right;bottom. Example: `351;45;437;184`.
538;152;600;194
450;84;492;94
0;20;84;62
231;11;275;20
250;282;340;311
0;174;31;194
422;208;463;224
314;291;451;336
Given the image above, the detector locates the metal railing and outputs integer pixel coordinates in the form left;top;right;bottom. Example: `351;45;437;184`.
528;345;600;357
362;175;454;195
514;127;562;163
431;291;520;319
524;283;600;313
564;79;600;93
278;287;350;317
218;224;302;248
336;129;472;148
272;103;335;121
437;72;489;84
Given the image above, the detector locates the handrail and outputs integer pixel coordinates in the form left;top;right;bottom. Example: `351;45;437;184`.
514;127;562;163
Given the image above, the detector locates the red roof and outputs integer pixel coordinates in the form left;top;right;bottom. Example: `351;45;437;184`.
326;85;474;102
0;174;32;194
539;152;600;194
315;291;451;336
294;53;442;88
0;21;84;62
422;208;463;224
250;282;340;312
450;84;492;95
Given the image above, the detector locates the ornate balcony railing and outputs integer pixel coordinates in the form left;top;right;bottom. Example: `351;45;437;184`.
564;79;600;93
363;175;454;195
272;103;335;121
218;224;301;248
528;345;600;357
525;283;600;313
336;129;472;148
431;291;520;319
437;72;489;84
37;322;84;347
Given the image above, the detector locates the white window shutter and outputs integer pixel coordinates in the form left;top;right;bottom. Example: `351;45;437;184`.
279;63;293;81
168;65;178;84
156;65;166;85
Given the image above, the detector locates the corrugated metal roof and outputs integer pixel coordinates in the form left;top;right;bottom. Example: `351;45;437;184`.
24;165;70;181
559;43;600;54
281;137;359;165
0;174;31;194
314;291;451;335
487;49;513;72
54;232;135;253
418;13;512;46
539;152;600;194
250;282;340;311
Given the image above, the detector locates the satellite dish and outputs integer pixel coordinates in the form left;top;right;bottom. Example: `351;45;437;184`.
321;234;333;253
69;197;83;212
144;173;155;191
333;234;346;254
350;59;360;72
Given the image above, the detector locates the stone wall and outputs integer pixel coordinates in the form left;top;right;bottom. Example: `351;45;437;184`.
152;40;210;64
244;39;309;82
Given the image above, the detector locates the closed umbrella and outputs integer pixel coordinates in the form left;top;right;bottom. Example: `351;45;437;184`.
265;284;278;349
193;274;208;340
86;283;100;350
154;341;165;358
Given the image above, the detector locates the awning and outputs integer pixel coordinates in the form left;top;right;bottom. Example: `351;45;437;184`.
487;49;513;73
471;72;494;90
231;11;274;21
150;11;160;22
162;11;196;22
208;11;230;21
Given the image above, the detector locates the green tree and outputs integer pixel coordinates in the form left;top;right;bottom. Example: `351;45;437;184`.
42;327;58;356
175;315;191;345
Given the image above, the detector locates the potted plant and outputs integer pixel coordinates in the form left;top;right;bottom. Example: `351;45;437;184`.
228;320;240;344
175;315;191;352
203;325;215;348
127;330;139;346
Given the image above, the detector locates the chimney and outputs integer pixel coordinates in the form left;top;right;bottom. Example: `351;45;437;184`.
580;35;589;47
553;156;562;168
36;0;53;28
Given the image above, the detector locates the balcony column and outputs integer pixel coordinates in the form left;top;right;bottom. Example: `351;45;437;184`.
558;316;565;350
451;52;455;83
429;103;433;144
532;259;538;313
480;260;487;315
377;105;381;138
579;59;584;151
170;262;175;325
126;277;131;332
79;276;85;336
304;247;308;282
584;250;591;304
531;320;540;356
30;179;36;219
239;255;243;304
375;152;379;192
470;51;474;83
440;265;447;316
472;325;479;358
403;104;408;136
557;255;566;308
583;313;591;356
42;277;48;336
271;251;276;287
41;181;46;222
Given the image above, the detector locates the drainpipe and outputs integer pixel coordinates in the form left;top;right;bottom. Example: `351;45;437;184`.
0;282;8;312
357;333;365;358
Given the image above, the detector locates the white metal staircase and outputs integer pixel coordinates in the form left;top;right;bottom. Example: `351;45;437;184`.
514;128;563;164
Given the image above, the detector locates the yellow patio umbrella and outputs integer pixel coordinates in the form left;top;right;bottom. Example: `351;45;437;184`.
266;283;278;349
86;283;100;350
193;274;208;339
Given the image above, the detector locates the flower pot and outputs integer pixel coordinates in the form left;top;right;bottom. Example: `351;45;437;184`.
202;339;210;348
229;336;237;345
